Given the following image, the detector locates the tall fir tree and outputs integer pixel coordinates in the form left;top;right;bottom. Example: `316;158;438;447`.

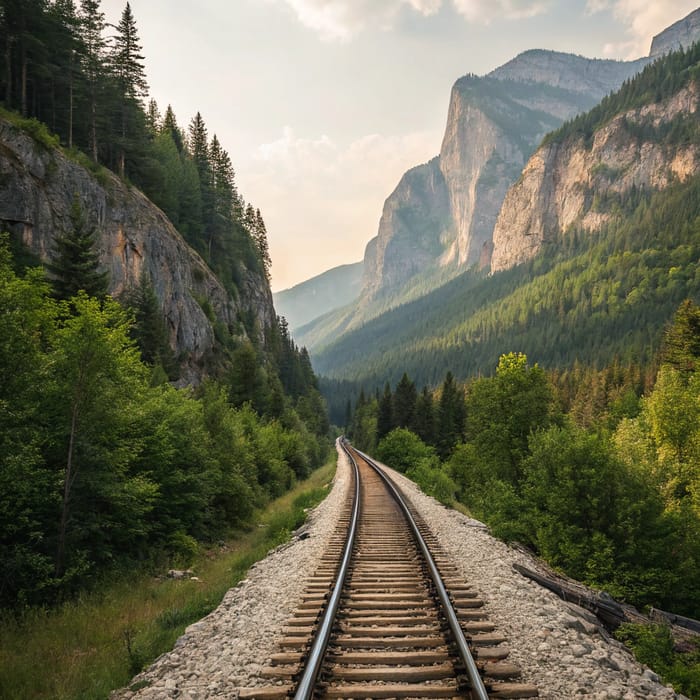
109;1;148;177
47;194;108;301
78;0;106;162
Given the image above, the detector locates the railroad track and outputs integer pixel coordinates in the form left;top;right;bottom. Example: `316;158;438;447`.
239;441;538;699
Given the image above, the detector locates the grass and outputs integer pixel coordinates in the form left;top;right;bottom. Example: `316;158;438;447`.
0;459;336;700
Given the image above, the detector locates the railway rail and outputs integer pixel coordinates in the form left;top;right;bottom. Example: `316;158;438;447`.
239;440;538;699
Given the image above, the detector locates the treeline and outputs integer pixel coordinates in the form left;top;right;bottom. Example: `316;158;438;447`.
315;171;700;393
543;41;700;147
0;0;270;293
346;302;700;623
0;236;328;609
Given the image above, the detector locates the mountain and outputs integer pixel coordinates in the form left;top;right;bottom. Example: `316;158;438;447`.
310;33;700;395
294;6;700;357
274;261;363;331
0;115;275;384
650;6;700;57
491;61;699;272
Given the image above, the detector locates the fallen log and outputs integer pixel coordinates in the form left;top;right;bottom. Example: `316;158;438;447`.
650;607;700;635
513;561;700;648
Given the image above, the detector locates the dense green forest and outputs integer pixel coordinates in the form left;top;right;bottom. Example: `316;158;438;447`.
0;1;331;612
347;308;700;695
318;171;700;419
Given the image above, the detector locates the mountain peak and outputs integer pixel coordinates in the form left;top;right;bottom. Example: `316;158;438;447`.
650;6;700;58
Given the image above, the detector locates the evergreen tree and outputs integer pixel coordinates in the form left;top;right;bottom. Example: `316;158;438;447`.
162;103;183;151
436;372;465;459
78;0;106;162
253;208;272;281
393;372;417;429
109;1;148;177
377;382;394;440
413;386;436;444
661;300;700;374
47;194;108;300
121;273;178;380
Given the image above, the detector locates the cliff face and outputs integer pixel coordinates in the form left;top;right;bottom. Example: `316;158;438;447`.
360;52;649;301
362;157;450;299
650;7;700;57
490;82;700;272
0;118;275;383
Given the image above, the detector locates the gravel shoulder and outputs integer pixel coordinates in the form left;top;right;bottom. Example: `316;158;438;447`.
114;441;687;700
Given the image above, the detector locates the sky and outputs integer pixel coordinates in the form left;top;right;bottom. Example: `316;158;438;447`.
100;0;699;291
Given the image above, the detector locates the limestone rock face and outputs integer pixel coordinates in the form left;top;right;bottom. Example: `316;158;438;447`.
361;51;649;300
490;83;700;273
489;50;651;98
650;7;700;57
0;118;275;383
362;157;451;299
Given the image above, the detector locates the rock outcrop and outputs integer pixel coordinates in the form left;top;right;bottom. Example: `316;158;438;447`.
362;157;450;299
0;118;276;383
650;6;700;57
490;82;699;272
357;8;700;304
360;52;649;302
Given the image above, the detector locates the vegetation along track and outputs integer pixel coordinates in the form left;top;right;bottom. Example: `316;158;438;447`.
239;441;538;699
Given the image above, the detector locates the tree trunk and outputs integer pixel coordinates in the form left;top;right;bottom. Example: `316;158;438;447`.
4;36;12;107
56;403;79;578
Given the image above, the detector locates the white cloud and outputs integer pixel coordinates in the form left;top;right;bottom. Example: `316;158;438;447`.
450;0;549;24
278;0;441;41
276;0;549;39
242;127;439;289
587;0;699;58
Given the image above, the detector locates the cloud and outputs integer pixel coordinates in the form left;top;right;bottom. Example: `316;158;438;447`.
587;0;699;58
450;0;549;24
276;0;549;39
243;127;439;289
278;0;441;41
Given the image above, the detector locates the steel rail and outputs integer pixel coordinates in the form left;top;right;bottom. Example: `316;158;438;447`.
355;445;491;700
293;438;360;700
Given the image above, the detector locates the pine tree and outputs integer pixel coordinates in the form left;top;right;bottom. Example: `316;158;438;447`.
393;372;417;429
377;382;394;440
48;194;108;300
109;2;148;177
78;0;106;162
162;104;183;151
254;208;272;281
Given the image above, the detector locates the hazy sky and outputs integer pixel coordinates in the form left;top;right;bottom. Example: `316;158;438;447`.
100;0;698;291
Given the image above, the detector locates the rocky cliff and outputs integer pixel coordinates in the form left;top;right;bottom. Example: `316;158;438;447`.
360;52;649;302
490;81;699;272
0;118;276;383
650;6;700;57
356;7;700;305
362;157;450;299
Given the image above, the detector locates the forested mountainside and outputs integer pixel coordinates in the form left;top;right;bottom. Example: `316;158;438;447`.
0;1;330;610
273;261;364;332
294;7;700;355
316;42;700;415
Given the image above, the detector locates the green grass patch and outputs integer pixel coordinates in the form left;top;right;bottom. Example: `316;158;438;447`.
0;459;336;700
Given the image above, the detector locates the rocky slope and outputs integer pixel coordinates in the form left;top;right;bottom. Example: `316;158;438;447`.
651;6;700;57
490;79;700;273
0;118;275;382
349;7;700;308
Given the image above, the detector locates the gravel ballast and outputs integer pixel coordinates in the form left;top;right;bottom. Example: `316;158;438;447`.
114;440;687;699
